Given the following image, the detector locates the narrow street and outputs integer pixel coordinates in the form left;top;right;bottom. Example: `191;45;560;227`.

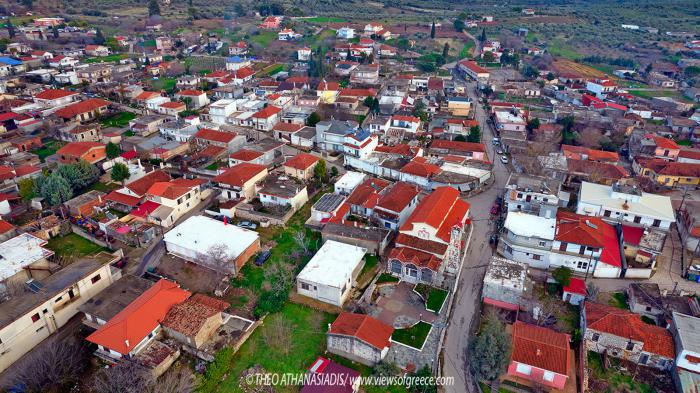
442;81;510;393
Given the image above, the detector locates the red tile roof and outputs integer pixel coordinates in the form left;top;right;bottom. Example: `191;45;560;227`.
388;247;442;270
55;98;110;119
637;158;700;178
126;170;171;196
317;81;340;91
401;186;470;243
230;149;263;161
376;182;420;213
161;294;229;337
131;200;161;218
194;128;236;144
177;89;205;96
135;91;160;101
555;211;621;267
86;279;191;355
339;88;376;97
159;101;186;109
430;139;486;153
214;163;267;187
562;145;619;163
0;220;15;234
621;225;644;246
56;141;104;157
395;233;448;256
252;105;281;119
644;134;680;150
346;178;390;207
584;302;675;358
566;158;628;180
273;122;304;133
392;115;420;123
35;89;77;100
512;321;570;376
329;313;393;350
679;149;700;161
459;60;488;74
105;190;141;207
285;153;320;170
146;178;204;200
400;157;441;177
14;165;40;177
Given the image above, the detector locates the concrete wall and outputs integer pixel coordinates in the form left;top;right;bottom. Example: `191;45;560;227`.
327;334;383;366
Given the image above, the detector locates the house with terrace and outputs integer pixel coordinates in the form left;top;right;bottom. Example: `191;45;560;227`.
143;178;207;227
388;186;470;284
371;181;420;230
213;163;268;201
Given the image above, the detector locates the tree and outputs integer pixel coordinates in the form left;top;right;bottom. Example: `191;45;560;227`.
468;311;511;382
371;97;380;114
479;28;487;43
234;3;246;16
91;360;154;393
8;336;85;392
482;51;495;63
306;112;321;127
412;99;428;122
7;19;15;39
526;118;541;133
111;163;131;185
442;42;450;60
363;96;375;107
412;366;437;393
106;142;121;159
18;178;36;202
74;160;100;188
454;135;467;142
430;21;436;39
94;28;105;45
373;361;400;377
148;0;161;16
52;25;59;39
157;367;195;393
330;166;339;177
546;71;555;81
453;19;464;32
552;266;573;287
313;159;327;183
37;174;72;206
467;125;481;143
199;243;235;281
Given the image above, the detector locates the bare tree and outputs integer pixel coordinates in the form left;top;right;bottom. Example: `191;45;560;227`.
265;263;293;294
198;243;235;279
293;230;310;255
586;282;600;302
154;366;195;393
265;317;293;356
90;360;154;393
5;336;85;392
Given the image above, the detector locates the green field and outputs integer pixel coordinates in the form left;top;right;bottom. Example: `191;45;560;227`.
149;77;177;92
100;111;136;128
250;31;278;48
307;28;336;50
84;53;129;63
304;16;348;23
259;63;284;76
46;233;108;260
391;321;432;349
459;40;475;58
196;303;335;393
628;89;692;103
414;284;448;313
547;38;581;60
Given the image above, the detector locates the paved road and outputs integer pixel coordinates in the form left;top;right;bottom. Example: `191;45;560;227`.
442;80;510;393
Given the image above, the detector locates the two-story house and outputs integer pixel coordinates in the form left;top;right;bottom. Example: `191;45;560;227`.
670;312;700;393
389;186;470;284
56;141;106;164
372;182;420;230
193;128;245;152
504;174;561;218
144;178;207;227
213;163;268;201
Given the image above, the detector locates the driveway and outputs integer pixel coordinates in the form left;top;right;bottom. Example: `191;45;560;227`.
441;80;511;393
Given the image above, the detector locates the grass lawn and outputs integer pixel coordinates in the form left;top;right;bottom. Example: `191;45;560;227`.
259;63;284;76
87;182;118;193
307;28;336;50
359;255;379;278
250;31;277;48
32;139;63;162
587;351;655;393
676;139;693;146
609;292;629;309
459;40;475;59
628;89;694;103
100;112;136;128
305;16;348;23
149;77;177;92
548;38;581;60
196;303;336;393
46;233;108;259
84;53;129;63
376;272;399;284
391;321;432;349
414;284;448;313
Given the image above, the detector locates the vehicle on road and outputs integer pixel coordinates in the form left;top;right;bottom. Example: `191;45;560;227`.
500;155;509;164
492;137;500;146
496;148;504;155
237;220;257;230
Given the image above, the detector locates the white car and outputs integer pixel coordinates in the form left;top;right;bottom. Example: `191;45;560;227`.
500;155;509;164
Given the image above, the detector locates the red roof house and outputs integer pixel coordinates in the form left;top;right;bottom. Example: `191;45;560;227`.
507;321;571;390
327;312;394;366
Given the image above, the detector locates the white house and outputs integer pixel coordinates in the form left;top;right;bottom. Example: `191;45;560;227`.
457;60;489;80
586;79;617;98
208;99;238;124
296;240;366;307
335;171;367;196
576;181;675;231
337;27;355;40
175;90;210;109
163;215;260;275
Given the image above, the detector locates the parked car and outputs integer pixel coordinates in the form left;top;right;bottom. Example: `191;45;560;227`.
496;148;504;155
237;220;257;230
492;137;500;146
255;250;271;266
500;155;509;164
